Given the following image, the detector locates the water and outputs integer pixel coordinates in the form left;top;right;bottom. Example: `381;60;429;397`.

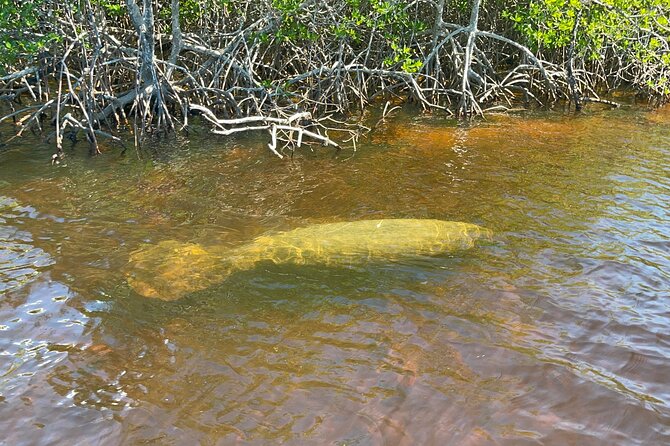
1;105;669;445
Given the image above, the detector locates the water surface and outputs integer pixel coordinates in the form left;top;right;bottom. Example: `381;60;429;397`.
1;105;669;445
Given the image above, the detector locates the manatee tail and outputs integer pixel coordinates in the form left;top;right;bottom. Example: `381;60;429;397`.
126;240;233;301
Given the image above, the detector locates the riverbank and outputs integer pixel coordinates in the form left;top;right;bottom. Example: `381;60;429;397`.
1;0;668;156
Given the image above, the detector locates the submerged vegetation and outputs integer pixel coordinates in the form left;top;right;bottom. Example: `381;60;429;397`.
0;0;668;155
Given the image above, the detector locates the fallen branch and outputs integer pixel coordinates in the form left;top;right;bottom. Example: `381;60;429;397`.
580;97;621;108
191;103;310;127
191;103;339;157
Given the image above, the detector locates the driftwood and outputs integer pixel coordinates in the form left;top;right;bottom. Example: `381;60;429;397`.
580;97;621;108
190;103;339;158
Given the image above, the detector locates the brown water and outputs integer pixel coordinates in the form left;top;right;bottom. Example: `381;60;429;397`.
1;105;669;445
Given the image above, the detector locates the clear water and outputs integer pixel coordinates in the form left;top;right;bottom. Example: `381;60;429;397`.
1;105;669;445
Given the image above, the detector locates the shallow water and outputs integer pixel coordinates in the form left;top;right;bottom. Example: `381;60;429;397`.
1;105;669;445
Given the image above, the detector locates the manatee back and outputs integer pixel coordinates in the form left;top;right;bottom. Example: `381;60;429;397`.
126;219;490;300
236;219;489;266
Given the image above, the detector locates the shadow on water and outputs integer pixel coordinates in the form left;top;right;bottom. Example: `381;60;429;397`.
1;104;670;444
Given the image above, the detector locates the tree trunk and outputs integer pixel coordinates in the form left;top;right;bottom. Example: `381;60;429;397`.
567;7;583;112
126;0;157;86
166;0;183;81
459;0;481;117
125;0;173;131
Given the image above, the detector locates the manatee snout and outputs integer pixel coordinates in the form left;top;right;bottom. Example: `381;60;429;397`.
464;223;493;243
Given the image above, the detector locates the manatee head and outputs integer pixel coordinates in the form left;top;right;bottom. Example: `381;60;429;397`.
430;221;492;252
461;222;493;245
125;240;227;301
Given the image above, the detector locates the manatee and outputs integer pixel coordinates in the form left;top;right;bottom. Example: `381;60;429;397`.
126;219;491;300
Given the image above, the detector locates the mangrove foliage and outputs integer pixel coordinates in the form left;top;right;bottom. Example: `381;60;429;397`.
1;0;669;155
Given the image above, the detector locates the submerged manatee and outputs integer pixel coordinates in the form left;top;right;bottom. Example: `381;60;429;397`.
126;219;491;300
